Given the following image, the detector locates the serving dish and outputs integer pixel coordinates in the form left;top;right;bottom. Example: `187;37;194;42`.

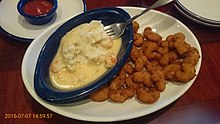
22;7;202;122
34;7;134;103
0;0;86;42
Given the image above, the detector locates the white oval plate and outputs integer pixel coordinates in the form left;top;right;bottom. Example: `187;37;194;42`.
174;4;220;28
0;0;86;42
176;0;220;24
21;7;202;122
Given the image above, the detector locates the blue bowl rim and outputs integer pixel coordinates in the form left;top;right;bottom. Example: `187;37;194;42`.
34;7;134;103
17;0;58;18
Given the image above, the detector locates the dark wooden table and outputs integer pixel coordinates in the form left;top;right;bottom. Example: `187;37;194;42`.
1;0;220;124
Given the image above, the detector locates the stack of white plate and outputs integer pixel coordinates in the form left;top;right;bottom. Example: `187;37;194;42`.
175;0;220;27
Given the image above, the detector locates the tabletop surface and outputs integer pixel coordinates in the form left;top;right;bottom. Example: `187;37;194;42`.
1;0;220;124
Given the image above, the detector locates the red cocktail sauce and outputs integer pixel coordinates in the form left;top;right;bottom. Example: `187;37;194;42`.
23;0;53;16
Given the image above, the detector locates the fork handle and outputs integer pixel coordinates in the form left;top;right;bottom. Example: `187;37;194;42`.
125;0;174;25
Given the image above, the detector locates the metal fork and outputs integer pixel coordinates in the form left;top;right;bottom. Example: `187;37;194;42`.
104;0;173;39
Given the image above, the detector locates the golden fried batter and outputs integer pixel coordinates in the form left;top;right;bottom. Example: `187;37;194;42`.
182;47;200;66
134;58;144;72
133;21;139;33
123;63;134;75
176;64;196;83
108;77;125;90
109;88;136;103
134;33;144;47
136;87;160;104
89;85;109;102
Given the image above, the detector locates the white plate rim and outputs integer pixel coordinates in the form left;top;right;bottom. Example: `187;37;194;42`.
0;0;86;42
176;0;220;24
21;6;202;122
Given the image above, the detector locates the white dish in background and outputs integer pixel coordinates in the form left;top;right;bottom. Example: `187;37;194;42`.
176;0;220;24
21;7;202;122
0;0;86;42
174;4;220;28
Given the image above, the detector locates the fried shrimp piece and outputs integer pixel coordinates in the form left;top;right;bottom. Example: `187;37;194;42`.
89;85;109;102
108;77;125;90
145;62;165;84
138;48;145;58
142;71;154;88
134;33;144;47
157;40;169;55
182;47;200;66
163;63;181;81
136;87;160;104
130;45;139;62
123;88;136;98
176;64;196;83
140;55;149;65
125;76;144;89
132;71;146;83
166;35;175;49
123;63;134;75
109;89;128;103
159;51;178;66
133;21;139;33
143;41;161;60
143;27;162;42
118;67;127;79
134;58;144;72
150;70;164;82
141;40;158;51
154;79;166;92
173;33;191;55
109;88;136;103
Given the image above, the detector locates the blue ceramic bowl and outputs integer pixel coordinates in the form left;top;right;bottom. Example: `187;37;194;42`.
17;0;58;25
34;7;134;103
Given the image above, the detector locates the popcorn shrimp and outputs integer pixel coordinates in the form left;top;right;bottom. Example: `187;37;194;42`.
134;33;144;47
182;47;200;66
154;79;166;92
133;21;139;33
132;71;146;83
136;87;160;104
108;77;125;90
157;40;169;55
143;27;162;42
163;63;181;81
125;76;144;89
123;63;134;75
176;64;196;83
130;45;139;62
89;85;109;102
159;51;178;66
173;33;191;55
109;88;136;103
134;58;144;72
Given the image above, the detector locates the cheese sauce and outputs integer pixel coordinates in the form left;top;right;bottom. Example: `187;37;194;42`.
50;38;121;90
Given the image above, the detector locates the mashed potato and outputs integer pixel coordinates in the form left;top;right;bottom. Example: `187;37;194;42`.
49;20;122;90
